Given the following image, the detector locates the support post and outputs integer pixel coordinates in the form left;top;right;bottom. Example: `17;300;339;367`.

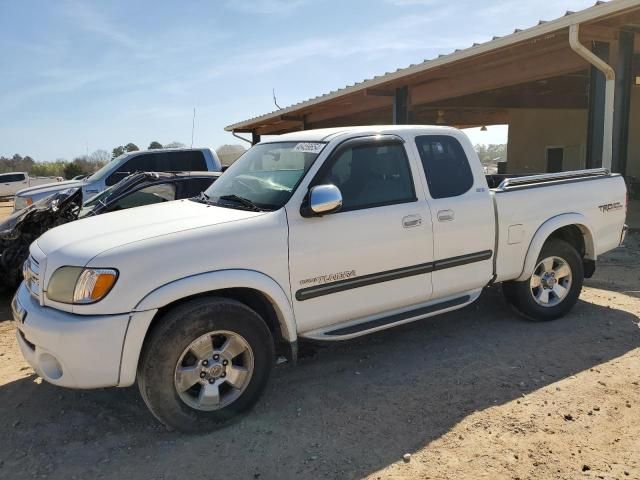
569;24;615;171
612;30;634;176
586;42;609;169
393;86;409;124
251;130;261;145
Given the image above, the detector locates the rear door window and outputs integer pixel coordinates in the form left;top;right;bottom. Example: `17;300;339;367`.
415;135;474;199
118;151;207;176
122;153;157;173
1;173;25;182
165;151;207;171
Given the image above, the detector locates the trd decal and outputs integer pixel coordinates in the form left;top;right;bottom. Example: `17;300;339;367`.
300;270;356;286
598;202;623;213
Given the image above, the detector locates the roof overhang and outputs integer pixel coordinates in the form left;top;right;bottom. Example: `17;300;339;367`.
226;0;640;135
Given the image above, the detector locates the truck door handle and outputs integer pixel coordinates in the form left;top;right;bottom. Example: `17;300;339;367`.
402;214;422;228
437;210;455;222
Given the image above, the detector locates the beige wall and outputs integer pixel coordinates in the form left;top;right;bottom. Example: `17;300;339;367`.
507;33;638;176
506;109;588;174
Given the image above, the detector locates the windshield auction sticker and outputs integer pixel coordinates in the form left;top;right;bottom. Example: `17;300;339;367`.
293;142;325;154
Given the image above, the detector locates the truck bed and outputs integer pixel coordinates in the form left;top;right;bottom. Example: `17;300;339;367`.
489;168;627;283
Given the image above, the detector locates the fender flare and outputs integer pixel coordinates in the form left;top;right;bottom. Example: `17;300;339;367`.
515;213;596;282
135;269;296;341
118;270;296;387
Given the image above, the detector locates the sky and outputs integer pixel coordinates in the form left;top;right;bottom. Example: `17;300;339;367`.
0;0;602;162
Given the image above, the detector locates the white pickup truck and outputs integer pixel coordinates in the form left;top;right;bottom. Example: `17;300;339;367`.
0;172;61;199
12;126;627;432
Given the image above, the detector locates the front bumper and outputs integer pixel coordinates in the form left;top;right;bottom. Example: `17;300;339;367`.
12;283;131;389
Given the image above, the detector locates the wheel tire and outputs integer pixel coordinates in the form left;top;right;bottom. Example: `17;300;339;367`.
502;239;584;322
137;297;274;433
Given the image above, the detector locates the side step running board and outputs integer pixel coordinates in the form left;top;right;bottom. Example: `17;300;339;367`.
323;295;471;337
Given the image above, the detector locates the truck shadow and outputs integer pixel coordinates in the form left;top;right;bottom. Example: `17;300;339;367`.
0;285;638;479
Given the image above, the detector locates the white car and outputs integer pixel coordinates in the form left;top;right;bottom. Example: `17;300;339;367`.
13;147;222;210
12;126;627;433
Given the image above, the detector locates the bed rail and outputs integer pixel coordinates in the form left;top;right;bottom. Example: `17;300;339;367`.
496;168;610;191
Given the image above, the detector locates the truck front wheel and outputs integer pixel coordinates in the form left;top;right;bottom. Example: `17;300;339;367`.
502;239;584;321
137;297;274;433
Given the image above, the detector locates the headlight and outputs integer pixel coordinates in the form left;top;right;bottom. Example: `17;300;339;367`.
47;267;118;304
14;196;33;211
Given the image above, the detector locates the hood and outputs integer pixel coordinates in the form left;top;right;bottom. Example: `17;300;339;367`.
16;179;83;197
36;199;265;264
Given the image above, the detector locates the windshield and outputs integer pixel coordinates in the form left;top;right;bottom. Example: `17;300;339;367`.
201;141;324;210
86;153;128;182
79;184;118;216
79;172;156;217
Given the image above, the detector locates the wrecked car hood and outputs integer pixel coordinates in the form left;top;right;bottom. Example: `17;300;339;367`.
0;188;81;238
0;188;82;290
16;179;84;198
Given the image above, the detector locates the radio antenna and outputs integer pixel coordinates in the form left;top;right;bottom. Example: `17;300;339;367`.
191;107;196;148
272;89;282;110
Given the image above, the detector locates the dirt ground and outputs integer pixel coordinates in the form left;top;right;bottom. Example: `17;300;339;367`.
0;198;638;479
0;199;13;221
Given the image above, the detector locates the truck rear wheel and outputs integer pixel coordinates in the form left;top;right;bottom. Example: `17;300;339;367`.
502;239;584;322
137;297;274;433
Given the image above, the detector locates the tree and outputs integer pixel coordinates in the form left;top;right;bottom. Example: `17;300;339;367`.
216;144;246;166
148;141;163;149
18;155;35;173
89;149;110;164
475;143;507;174
474;143;507;165
30;160;67;177
164;141;186;148
112;143;140;159
0;154;36;174
112;146;126;159
63;162;84;179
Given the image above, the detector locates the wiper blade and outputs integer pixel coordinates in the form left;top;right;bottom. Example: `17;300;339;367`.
218;194;264;211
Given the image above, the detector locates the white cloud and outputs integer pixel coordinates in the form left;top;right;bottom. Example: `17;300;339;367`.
200;10;462;76
63;1;138;50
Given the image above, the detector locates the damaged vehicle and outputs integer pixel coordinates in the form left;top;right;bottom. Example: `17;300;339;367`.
0;188;81;289
13;147;222;211
0;171;221;290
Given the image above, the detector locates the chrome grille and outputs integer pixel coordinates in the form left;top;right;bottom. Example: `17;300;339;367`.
23;256;41;301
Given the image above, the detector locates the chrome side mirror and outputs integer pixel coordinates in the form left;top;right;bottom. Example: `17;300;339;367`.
305;184;342;216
